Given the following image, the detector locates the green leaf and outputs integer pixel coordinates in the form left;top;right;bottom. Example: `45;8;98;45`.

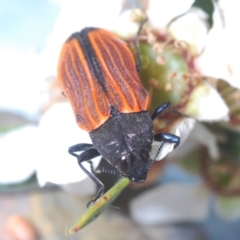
215;196;240;220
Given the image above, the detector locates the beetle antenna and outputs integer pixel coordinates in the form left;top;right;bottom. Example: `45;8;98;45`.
97;167;118;175
153;141;164;162
135;17;148;72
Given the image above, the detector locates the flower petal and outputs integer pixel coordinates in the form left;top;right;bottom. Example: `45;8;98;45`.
0;125;37;184
36;103;101;186
130;182;210;225
197;0;240;90
39;0;123;80
184;81;229;121
169;7;209;54
152;118;196;161
169;122;220;160
59;177;96;197
148;0;194;29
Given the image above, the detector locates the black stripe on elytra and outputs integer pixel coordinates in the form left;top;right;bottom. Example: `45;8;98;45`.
67;28;107;92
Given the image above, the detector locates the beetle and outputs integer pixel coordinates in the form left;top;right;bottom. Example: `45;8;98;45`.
58;24;180;206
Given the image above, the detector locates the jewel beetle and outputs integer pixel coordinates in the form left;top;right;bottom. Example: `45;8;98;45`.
58;23;180;206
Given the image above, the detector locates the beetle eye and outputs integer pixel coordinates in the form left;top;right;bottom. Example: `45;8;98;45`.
118;158;128;172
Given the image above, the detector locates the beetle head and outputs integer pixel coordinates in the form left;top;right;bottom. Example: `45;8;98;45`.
117;150;153;183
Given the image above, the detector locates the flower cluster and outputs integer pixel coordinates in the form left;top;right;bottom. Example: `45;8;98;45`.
1;0;240;227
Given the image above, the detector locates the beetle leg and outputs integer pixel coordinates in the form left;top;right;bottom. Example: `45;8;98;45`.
69;144;104;207
68;143;93;157
78;149;104;207
151;102;171;120
69;143;98;175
